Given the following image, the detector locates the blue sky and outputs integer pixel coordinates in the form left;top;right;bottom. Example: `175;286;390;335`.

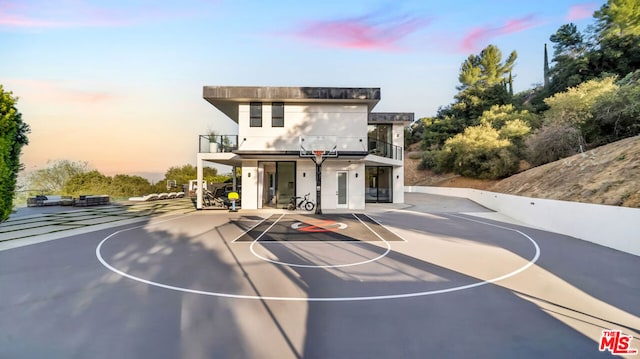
0;0;601;180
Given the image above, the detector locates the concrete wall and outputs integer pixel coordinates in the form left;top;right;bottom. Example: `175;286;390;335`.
405;186;640;257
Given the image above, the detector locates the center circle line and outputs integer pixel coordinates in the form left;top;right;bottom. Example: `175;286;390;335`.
95;213;541;302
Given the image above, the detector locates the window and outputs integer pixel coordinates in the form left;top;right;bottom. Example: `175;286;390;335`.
250;102;262;127
272;102;284;127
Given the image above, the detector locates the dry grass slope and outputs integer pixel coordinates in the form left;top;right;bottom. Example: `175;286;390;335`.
405;136;640;208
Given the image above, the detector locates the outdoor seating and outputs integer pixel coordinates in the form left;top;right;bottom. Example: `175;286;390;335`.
128;193;159;202
27;195;62;207
74;195;110;207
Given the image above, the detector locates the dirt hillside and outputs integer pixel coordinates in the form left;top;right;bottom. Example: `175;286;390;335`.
405;136;640;208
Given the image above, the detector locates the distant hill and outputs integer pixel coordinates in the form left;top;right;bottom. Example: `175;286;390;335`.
405;136;640;208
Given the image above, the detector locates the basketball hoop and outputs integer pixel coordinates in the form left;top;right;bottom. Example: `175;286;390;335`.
313;150;325;164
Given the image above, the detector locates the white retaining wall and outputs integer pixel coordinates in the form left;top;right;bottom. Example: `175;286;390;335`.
405;186;640;257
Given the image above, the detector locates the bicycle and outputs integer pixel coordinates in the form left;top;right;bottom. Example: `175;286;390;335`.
287;193;315;211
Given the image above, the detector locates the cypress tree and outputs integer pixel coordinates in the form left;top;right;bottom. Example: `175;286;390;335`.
0;85;30;221
543;43;550;88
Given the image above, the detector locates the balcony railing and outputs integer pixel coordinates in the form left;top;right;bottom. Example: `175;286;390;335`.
368;138;403;160
199;134;403;160
199;135;239;153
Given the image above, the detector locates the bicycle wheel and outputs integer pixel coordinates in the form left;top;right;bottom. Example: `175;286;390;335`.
304;201;314;211
287;203;296;211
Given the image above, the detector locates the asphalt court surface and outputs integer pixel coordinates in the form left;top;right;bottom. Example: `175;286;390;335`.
233;213;405;242
2;193;639;358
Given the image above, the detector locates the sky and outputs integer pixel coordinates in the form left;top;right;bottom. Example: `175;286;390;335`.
0;0;601;182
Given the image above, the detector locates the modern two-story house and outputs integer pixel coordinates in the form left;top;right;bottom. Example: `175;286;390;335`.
196;86;413;211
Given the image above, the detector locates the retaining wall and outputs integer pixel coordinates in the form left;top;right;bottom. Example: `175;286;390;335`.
405;186;640;257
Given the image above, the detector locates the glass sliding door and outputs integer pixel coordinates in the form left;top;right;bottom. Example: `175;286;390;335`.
275;162;296;209
261;161;296;208
365;166;392;203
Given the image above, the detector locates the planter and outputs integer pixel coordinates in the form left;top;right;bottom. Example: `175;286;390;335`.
209;142;219;153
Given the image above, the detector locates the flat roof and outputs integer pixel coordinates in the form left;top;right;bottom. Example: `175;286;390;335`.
203;86;381;121
368;112;414;124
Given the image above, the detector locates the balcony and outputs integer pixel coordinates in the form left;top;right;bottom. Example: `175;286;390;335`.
199;135;239;153
199;134;403;160
368;138;403;160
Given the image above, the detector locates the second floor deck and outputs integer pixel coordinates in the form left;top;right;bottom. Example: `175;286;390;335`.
199;134;403;160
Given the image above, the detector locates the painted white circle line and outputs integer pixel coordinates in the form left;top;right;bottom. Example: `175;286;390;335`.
96;213;541;302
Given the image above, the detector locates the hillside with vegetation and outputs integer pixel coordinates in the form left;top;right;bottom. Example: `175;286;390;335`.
405;0;640;208
406;136;640;208
490;136;640;207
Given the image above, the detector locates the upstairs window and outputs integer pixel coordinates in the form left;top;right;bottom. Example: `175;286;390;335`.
250;102;262;127
272;102;284;127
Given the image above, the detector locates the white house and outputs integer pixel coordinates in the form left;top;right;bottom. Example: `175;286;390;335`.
196;86;413;211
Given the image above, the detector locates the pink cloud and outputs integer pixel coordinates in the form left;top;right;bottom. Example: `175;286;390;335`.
294;12;431;51
459;14;541;53
566;3;598;21
0;1;131;28
0;0;215;29
6;78;119;104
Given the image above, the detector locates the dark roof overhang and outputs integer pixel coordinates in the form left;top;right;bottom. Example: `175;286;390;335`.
203;86;381;122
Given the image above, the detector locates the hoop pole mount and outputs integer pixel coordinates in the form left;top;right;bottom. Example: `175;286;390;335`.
311;153;324;215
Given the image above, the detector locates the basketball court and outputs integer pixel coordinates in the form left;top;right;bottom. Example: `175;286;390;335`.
1;193;638;358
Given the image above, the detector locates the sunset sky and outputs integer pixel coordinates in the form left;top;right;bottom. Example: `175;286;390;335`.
1;0;600;181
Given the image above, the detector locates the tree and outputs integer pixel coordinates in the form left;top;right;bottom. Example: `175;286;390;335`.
110;174;152;198
543;77;618;127
478;104;540;130
162;164;222;187
27;160;89;193
544;43;551;88
550;23;585;58
585;70;640;144
438;124;519;179
1;85;30;221
594;0;640;40
458;45;517;90
63;170;111;197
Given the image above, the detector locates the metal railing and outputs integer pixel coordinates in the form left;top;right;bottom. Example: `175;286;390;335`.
367;138;403;160
199;135;239;153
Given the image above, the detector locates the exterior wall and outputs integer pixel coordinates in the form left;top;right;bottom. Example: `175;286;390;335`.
241;161;259;209
296;160;316;203
237;104;368;152
392;123;404;149
321;160;365;210
393;165;404;204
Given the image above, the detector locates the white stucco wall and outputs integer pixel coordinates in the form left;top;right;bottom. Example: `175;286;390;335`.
321;160;365;210
237;104;368;152
241;161;259;209
406;186;640;257
393;166;404;204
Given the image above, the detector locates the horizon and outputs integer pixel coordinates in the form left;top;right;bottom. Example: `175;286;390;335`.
1;0;601;179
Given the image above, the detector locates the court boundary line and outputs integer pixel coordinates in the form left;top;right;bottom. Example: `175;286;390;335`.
96;213;541;302
360;213;408;242
231;215;271;243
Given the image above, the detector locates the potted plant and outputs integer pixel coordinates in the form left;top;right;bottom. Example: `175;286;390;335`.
208;130;219;153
